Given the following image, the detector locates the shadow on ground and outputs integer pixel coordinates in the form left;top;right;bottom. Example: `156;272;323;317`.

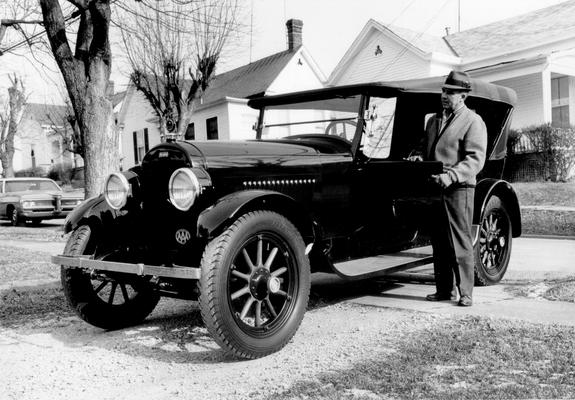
0;273;404;364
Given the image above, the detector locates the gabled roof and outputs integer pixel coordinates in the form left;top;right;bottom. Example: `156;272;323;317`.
445;0;575;58
200;48;301;105
386;24;454;55
111;91;126;108
24;103;68;126
328;19;457;84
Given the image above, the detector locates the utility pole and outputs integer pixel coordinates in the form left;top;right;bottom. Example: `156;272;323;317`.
458;0;461;32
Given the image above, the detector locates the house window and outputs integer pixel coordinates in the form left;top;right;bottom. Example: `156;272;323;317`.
206;117;218;140
185;123;195;140
133;128;149;164
551;76;570;128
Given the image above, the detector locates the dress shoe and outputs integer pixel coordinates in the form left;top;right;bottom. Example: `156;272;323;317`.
458;295;472;307
426;292;457;301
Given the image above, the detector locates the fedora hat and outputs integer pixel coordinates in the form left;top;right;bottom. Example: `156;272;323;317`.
442;70;472;91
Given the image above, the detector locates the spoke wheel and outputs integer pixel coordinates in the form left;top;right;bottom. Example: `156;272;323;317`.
474;196;512;286
229;232;295;331
60;225;160;330
199;211;310;359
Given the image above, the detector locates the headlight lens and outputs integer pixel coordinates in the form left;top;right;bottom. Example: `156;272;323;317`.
22;201;34;208
104;173;130;210
169;168;200;211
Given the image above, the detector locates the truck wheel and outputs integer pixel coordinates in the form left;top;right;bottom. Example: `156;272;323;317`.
60;225;160;329
199;211;310;359
474;196;512;286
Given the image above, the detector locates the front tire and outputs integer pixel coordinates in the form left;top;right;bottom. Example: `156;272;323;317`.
60;225;160;329
474;196;512;286
199;211;311;359
9;207;20;226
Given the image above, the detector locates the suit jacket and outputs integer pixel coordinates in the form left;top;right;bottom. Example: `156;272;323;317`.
424;105;487;186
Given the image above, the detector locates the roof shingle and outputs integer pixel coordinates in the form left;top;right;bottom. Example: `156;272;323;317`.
199;48;298;105
445;0;575;58
23;103;68;126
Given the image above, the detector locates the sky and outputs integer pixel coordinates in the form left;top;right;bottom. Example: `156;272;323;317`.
0;0;568;104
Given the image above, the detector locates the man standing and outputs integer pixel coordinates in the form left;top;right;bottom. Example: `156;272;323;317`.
421;71;487;307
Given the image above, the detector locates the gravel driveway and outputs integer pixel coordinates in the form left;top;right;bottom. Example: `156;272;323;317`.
0;280;444;400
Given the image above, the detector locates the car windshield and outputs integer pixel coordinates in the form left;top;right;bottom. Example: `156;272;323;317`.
261;95;361;142
5;180;60;192
260;95;397;159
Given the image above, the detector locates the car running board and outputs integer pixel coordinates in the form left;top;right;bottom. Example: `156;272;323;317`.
331;246;433;281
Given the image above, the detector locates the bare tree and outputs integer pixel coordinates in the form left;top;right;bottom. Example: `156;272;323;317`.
118;0;242;140
0;75;26;178
36;0;119;198
0;0;45;55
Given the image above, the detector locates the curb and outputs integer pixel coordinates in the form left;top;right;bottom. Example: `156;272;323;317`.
522;234;575;241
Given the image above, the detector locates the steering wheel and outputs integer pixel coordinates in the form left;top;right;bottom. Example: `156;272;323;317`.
324;120;357;142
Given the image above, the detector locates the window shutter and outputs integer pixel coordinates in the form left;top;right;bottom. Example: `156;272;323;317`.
206;117;218;140
144;128;149;152
185;123;195;140
133;131;138;163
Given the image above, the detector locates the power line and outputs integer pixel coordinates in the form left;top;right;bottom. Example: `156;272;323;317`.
1;14;79;55
379;0;455;77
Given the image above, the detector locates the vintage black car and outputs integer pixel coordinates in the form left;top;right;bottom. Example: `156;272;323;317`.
53;76;520;359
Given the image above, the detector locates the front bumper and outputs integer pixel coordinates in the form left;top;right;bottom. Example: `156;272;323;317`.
21;210;71;219
51;255;201;280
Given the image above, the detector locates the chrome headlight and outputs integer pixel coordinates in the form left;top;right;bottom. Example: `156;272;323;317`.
22;201;35;208
104;173;130;210
169;168;200;211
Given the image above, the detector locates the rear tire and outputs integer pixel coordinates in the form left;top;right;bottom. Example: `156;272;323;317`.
60;225;160;329
474;196;512;286
199;211;310;359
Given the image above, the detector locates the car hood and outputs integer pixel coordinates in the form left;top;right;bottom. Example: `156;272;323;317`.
169;139;350;169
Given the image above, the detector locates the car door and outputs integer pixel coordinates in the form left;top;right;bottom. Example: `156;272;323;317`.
350;95;442;255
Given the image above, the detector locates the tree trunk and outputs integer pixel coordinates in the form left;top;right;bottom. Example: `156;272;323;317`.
81;66;118;198
1;78;26;178
175;101;195;140
40;0;118;199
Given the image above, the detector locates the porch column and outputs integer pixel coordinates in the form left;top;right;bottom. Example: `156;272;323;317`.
542;67;552;124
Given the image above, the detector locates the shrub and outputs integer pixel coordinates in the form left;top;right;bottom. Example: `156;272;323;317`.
15;167;46;178
508;124;575;182
47;164;76;185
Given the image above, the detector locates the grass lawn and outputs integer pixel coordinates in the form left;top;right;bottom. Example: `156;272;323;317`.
270;315;575;400
513;181;575;207
511;182;575;236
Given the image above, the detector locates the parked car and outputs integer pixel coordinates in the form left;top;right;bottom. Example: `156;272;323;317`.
52;76;520;359
0;177;84;226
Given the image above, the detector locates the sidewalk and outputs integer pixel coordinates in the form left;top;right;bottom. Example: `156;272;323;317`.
348;282;575;326
315;235;575;327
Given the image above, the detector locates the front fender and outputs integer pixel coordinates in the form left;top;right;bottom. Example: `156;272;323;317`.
197;190;317;242
474;178;522;238
63;195;119;234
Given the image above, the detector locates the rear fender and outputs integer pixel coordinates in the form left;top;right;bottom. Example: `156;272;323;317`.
197;190;318;244
474;178;522;239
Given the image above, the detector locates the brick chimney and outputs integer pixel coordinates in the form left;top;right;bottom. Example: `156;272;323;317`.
286;19;303;51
